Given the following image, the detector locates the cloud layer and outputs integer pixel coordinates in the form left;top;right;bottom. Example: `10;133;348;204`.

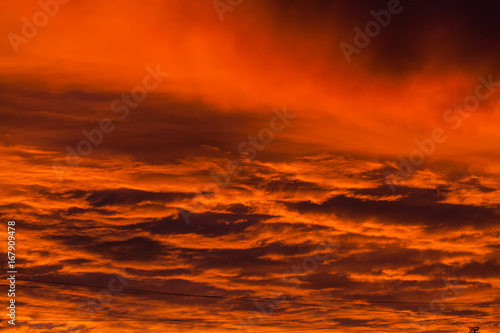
0;1;499;332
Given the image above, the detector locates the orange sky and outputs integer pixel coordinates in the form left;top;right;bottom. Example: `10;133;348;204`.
0;1;499;332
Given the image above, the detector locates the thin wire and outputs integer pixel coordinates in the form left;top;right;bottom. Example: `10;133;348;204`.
14;278;500;307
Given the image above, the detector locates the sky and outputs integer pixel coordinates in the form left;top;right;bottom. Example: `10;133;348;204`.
0;0;499;332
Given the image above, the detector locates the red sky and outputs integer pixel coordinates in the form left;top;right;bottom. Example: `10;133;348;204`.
0;1;499;332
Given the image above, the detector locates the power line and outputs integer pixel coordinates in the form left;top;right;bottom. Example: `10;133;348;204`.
14;278;500;307
7;278;497;332
8;295;492;332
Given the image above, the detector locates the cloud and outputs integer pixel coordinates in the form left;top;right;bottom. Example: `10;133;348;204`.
83;188;194;207
1;1;499;331
130;211;275;237
284;194;499;230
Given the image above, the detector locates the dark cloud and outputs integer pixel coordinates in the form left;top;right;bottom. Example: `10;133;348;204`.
68;188;195;207
90;236;166;262
124;268;192;278
59;258;93;265
331;247;468;275
331;318;373;327
375;0;500;74
224;203;254;214
267;0;500;75
261;176;327;193
130;211;275;237
0;83;297;163
61;207;116;216
456;260;500;278
352;185;449;202
49;234;166;262
183;241;329;278
407;263;454;277
260;221;332;233
305;272;358;290
284;194;499;230
21;264;64;276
